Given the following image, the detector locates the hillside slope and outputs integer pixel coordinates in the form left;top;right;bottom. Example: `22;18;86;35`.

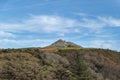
0;40;120;80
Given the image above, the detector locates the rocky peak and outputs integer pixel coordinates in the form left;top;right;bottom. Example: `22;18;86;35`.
49;39;82;48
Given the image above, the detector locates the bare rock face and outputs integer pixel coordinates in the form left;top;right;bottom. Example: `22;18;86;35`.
48;39;82;48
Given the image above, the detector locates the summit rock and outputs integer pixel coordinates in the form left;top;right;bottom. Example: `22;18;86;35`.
48;39;82;48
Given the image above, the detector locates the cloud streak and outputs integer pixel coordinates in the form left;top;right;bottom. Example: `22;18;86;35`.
1;15;120;34
0;15;79;36
0;39;55;48
98;16;120;27
0;31;15;38
0;14;120;50
89;39;120;51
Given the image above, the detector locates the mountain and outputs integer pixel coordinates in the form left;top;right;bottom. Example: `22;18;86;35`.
0;40;120;80
47;39;82;48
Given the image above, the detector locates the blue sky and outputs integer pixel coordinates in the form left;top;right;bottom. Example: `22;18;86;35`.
0;0;120;51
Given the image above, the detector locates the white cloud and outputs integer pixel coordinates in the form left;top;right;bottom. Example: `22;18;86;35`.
89;39;120;51
0;23;23;31
0;15;120;50
79;18;106;29
79;16;120;29
0;31;15;38
0;15;120;35
25;15;78;33
0;15;79;36
0;39;54;48
90;40;113;49
98;16;120;27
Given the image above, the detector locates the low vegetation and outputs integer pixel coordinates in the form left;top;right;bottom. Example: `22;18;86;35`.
0;40;120;80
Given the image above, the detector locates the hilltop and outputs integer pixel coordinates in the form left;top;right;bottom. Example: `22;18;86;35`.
0;40;120;80
47;39;82;48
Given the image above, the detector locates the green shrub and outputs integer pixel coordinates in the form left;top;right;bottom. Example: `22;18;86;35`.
70;53;92;80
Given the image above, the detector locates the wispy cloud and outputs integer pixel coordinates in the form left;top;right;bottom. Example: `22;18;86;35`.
0;14;120;50
25;15;78;33
0;31;15;38
0;15;79;36
88;39;120;51
0;14;120;38
0;39;55;48
1;15;120;34
98;16;120;27
90;40;113;49
75;12;120;28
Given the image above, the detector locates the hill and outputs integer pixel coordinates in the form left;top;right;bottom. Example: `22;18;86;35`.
47;39;82;48
0;40;120;80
